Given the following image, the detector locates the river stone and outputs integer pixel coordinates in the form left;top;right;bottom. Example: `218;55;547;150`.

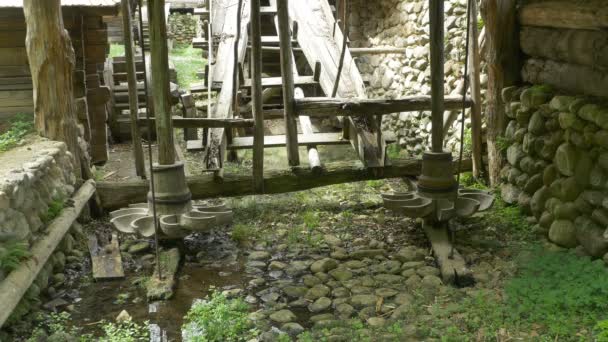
575;216;608;257
416;266;440;277
375;288;398;298
530;186;551;218
323;234;343;247
288;298;308;308
371;260;402;274
335;303;355;318
248;251;271;261
310;258;338;273
269;261;287;270
528;112;545;135
309;297;332;313
592;209;608;226
343;260;366;269
421;275;443;288
595;131;608;149
302;274;321;287
305;284;331;300
310;313;335;322
590;164;606;190
539;211;554;229
599;153;608;171
351;294;377;308
350;249;386;259
367;317;386;327
285;261;309;277
582;190;605;207
395;246;425;262
283;286;308;299
332;287;350;298
524;174;543;195
507;144;525;166
128;241;150;254
329;268;353;281
549;220;578;248
516;109;532;127
503;178;523;201
401;261;424;271
281;322;304;336
405;274;422;288
554;143;578;176
518;192;532;214
553;202;578;220
502;86;520;102
574;152;593;187
269;309;296;323
505;120;517;140
578;104;601;123
550;96;575;112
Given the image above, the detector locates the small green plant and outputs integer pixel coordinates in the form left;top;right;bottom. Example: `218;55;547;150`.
462;128;473;156
386;143;403;159
0;240;31;273
595;319;608;342
109;44;125;57
231;224;255;245
41;197;65;224
182;291;258;341
0;114;34;151
496;135;512;153
458;172;487;190
100;319;149;342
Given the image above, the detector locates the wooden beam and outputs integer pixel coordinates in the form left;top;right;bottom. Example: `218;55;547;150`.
423;221;473;286
296;88;322;173
194;6;277;16
229;132;349;149
296;96;471;117
277;0;300;166
192;36;293;48
122;0;146;179
349;47;407;55
468;0;483;179
429;0;445;152
251;0;265;193
97;158;473;210
190;75;317;92
138;117;255;128
519;0;608;31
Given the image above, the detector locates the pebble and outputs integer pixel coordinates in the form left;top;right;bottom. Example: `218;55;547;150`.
248;251;271;261
308;297;332;313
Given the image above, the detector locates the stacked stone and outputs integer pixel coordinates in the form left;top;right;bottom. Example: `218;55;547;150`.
500;85;608;258
168;13;198;46
349;0;485;156
0;139;84;323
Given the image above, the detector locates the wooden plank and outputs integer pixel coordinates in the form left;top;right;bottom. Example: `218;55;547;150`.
295;96;471;117
519;0;608;31
192;35;290;48
190;75;317;92
289;0;385;168
349;47;407;55
251;0;265;193
0;47;28;65
468;0;483;179
229;132;349;149
0;90;33;107
139;116;254;128
423;222;472;286
0;66;31;77
87;233;125;280
97;158;473;210
194;6;276;16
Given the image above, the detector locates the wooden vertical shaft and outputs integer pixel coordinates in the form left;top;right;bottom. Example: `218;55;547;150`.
277;0;300;166
122;0;146;178
23;0;82;177
251;0;264;193
468;0;483;179
148;0;175;165
429;0;445;153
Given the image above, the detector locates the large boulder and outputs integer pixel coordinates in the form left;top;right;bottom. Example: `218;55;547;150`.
501;183;521;205
575;216;608;257
549;220;578;248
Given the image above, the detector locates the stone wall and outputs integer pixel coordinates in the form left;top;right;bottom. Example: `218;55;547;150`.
0;138;85;325
168;12;198;46
349;0;485;156
500;85;608;259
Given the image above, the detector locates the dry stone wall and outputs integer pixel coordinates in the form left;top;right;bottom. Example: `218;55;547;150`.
0;139;85;324
500;85;608;259
349;0;485;156
168;12;198;46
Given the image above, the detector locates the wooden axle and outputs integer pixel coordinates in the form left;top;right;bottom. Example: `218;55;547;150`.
295;96;471;117
138;116;255;128
190;75;318;93
97;158;473;210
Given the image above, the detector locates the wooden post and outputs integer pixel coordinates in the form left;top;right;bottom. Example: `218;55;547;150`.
468;0;483;179
148;0;175;165
23;0;82;177
296;88;322;173
122;0;146;178
251;0;264;193
429;0;445;153
277;0;300;166
481;0;520;186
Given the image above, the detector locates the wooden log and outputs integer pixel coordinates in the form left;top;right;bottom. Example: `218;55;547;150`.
148;0;175;165
519;0;608;31
0;180;96;328
481;0;521;186
468;0;484;179
139;117;255;128
423;221;473;286
429;0;445;152
228;132;349;149
296;96;471;117
97;158;473;210
520;26;608;70
251;0;265;193
122;0;146;179
349;47;407;55
522;58;608;98
296;88;322;173
23;0;82;177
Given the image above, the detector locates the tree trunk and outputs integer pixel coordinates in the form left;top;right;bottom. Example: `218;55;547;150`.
519;0;608;31
23;0;82;177
520;26;608;69
522;58;608;98
481;0;521;187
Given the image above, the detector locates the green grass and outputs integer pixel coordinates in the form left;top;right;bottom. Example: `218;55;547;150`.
0;114;34;152
182;291;258;341
109;44;125;58
41;197;65;224
0;241;30;274
170;46;207;90
231;224;256;245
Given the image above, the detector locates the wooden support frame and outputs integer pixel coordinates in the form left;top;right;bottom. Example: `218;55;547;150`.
139;117;254;128
468;0;483;179
429;0;445;152
97;158;473;210
121;0;146;179
251;0;265;193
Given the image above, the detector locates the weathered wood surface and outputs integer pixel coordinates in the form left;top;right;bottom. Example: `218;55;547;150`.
522;58;608;98
97;158;473;210
0;180;96;328
228;132;348;149
23;0;82;176
289;0;385;169
295;88;322;173
520;26;608;69
349;47;407;55
190;75;317;92
122;0;145;178
88;233;125;280
139;117;255;128
205;0;251;170
481;0;520;186
295;96;471;117
519;0;608;31
468;0;484;179
429;0;445;152
423;221;473;286
251;0;265;192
